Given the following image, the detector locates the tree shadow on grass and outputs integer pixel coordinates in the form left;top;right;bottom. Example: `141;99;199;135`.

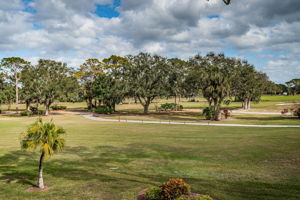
0;144;299;200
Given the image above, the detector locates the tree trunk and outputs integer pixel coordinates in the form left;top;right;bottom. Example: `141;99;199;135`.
15;76;19;105
243;100;247;110
143;104;149;114
87;97;93;110
174;94;177;111
213;106;222;121
247;100;251;110
26;101;30;111
243;100;251;110
45;104;49;116
38;152;45;189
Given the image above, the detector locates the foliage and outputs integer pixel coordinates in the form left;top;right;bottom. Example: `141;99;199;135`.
232;61;269;110
51;105;67;110
20;110;32;116
94;106;114;114
202;107;212;120
75;58;106;109
145;186;163;200
33;59;75;115
292;107;300;119
0;57;30;104
161;178;191;200
188;53;236;120
28;106;45;115
123;53;170;114
160;103;183;111
286;79;300;95
20;118;66;159
20;119;66;188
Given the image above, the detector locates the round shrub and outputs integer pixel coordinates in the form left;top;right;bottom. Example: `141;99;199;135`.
145;186;163;200
194;195;213;200
161;178;191;200
95;106;113;114
202;107;211;120
159;103;183;111
20;110;32;116
51;105;67;110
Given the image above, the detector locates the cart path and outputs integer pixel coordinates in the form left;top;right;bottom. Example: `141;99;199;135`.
57;111;300;128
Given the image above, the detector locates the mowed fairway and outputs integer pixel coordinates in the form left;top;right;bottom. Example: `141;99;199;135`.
0;114;300;200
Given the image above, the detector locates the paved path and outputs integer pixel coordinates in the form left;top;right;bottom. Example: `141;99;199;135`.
58;111;300;128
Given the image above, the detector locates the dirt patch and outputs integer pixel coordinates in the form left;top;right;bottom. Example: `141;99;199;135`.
26;185;50;192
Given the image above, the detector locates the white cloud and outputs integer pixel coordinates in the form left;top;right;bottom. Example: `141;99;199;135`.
0;0;300;83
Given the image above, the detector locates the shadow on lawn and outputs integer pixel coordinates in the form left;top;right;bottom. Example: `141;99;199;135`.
0;145;299;200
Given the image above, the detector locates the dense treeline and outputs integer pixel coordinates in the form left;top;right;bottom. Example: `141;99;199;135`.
0;52;298;120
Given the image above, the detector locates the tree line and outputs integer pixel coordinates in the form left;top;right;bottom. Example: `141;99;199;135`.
0;52;297;120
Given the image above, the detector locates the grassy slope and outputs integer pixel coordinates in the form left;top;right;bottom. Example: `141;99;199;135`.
0;114;299;200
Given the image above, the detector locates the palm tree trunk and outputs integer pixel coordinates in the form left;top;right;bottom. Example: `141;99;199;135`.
38;152;45;189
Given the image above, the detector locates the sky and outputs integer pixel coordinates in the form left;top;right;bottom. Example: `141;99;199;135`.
0;0;300;83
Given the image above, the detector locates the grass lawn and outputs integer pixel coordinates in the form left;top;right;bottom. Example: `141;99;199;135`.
98;112;300;125
0;114;300;200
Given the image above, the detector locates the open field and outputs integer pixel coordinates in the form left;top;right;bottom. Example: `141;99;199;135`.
1;95;300;113
0;114;300;200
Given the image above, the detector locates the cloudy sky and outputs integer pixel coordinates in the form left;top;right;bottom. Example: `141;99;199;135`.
0;0;300;83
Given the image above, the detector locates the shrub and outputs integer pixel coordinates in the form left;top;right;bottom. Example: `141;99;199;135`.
145;186;163;200
95;106;113;114
51;105;67;110
161;178;191;200
292;108;300;119
202;107;211;120
160;103;183;111
28;107;45;115
30;106;38;113
20;110;32;116
194;195;213;200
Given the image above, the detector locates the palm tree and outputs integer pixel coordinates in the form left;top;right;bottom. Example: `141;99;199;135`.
20;119;66;189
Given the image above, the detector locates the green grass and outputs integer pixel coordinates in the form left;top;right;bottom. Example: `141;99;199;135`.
98;112;300;125
0;114;300;200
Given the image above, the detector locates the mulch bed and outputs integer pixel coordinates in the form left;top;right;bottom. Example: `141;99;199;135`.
26;185;50;192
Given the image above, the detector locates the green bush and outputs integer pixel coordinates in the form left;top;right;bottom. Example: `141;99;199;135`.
30;106;38;114
202;107;211;120
292;108;300;119
51;105;67;110
161;178;191;200
145;186;163;200
160;103;183;111
28;107;45;115
194;195;213;200
20;110;32;116
95;106;113;114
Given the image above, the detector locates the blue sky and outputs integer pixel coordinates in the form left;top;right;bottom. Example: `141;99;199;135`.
1;0;300;83
95;0;120;18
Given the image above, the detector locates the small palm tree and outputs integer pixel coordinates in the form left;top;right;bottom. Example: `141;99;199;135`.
20;118;66;189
